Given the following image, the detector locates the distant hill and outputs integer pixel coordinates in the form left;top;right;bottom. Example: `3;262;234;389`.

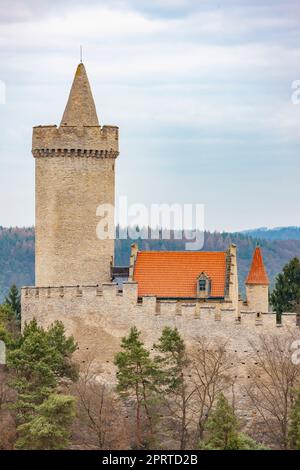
241;226;300;240
1;226;300;302
0;227;35;301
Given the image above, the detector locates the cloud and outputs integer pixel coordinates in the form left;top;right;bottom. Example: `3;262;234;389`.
0;0;299;229
2;2;299;139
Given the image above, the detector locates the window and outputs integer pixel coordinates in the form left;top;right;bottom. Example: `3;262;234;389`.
197;272;211;298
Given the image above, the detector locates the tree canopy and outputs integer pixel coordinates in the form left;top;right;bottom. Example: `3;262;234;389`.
270;257;300;316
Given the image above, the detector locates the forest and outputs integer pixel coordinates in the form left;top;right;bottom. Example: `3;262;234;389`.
1;225;300;301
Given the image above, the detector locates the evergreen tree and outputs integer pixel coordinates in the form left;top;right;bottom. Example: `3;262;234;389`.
5;284;21;321
0;303;14;326
0;302;21;339
200;393;264;450
8;319;78;419
200;393;238;449
154;327;191;449
288;389;300;449
0;324;13;351
114;326;159;448
154;327;187;391
15;394;76;450
270;258;300;321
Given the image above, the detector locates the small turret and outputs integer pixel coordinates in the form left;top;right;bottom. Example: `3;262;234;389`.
245;246;269;313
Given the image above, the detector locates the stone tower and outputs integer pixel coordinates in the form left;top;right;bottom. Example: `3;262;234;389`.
33;63;119;287
245;246;269;313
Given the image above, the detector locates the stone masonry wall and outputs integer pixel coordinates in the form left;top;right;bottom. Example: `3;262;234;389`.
21;283;299;392
32;125;119;153
35;155;115;287
246;284;269;313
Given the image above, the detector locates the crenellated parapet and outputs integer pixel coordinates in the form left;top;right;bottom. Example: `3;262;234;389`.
22;282;137;301
32;125;119;157
21;283;299;330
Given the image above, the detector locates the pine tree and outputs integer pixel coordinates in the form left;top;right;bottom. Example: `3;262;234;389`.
154;327;191;450
0;304;14;328
0;303;21;340
200;393;238;449
8;319;78;420
114;326;159;449
288;389;300;449
200;393;264;450
5;284;21;321
15;394;76;450
154;327;187;391
270;257;300;321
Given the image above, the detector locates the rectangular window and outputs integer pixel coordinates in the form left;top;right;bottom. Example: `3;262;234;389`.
199;280;206;291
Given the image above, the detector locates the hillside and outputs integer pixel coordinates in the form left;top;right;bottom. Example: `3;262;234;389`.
0;227;35;301
241;226;300;240
1;226;300;301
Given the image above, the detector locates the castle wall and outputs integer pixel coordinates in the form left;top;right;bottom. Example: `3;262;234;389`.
226;244;239;314
246;284;269;313
21;283;298;384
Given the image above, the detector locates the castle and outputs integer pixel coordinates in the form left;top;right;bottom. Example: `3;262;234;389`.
22;63;299;382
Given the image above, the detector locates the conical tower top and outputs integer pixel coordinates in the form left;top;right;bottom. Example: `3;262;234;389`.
60;63;99;127
245;246;269;285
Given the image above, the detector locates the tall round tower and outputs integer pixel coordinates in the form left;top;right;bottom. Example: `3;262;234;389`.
33;63;119;287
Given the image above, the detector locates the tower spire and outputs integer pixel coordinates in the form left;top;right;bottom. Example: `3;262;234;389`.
245;246;269;285
60;63;99;127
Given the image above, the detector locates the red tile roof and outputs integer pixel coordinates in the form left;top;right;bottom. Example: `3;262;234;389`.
133;251;227;298
245;247;269;285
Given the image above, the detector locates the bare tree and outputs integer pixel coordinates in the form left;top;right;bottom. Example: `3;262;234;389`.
245;332;300;449
70;360;129;450
190;337;235;443
157;337;234;449
175;370;196;450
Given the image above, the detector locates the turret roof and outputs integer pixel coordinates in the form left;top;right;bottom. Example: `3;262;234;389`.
245;246;269;285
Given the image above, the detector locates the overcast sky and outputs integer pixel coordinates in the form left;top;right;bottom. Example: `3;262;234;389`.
0;0;299;231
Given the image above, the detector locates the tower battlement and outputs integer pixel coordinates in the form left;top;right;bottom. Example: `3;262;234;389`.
32;124;119;156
